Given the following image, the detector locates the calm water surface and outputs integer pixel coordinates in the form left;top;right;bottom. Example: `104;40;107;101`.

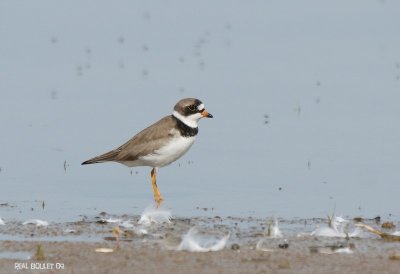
1;1;399;222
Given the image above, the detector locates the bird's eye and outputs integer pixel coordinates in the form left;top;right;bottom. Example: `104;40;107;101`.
187;105;197;111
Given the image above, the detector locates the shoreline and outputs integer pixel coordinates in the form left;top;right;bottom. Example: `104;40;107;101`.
0;215;399;273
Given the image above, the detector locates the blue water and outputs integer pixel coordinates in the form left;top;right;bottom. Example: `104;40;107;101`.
1;0;399;222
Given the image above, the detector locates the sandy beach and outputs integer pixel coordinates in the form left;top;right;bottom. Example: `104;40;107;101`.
0;214;399;274
1;241;399;274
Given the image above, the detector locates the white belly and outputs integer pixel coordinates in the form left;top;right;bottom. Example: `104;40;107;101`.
137;136;196;167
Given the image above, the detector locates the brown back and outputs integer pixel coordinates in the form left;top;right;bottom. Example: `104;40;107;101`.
82;115;177;164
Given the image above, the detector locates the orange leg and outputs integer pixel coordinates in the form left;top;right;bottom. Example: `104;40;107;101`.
151;168;164;207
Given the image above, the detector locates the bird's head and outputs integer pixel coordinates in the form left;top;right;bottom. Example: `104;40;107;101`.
173;98;213;128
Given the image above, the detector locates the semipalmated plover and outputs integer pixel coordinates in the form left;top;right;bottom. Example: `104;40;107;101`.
82;98;213;207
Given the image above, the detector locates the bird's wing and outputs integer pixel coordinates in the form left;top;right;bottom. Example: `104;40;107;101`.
116;115;177;161
82;115;176;164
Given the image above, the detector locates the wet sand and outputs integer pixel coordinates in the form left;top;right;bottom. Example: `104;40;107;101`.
1;241;399;274
0;215;399;274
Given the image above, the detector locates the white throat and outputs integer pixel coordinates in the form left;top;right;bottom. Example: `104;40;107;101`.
172;110;200;128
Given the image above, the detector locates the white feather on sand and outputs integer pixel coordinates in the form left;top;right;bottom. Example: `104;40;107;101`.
22;219;49;227
310;216;363;238
178;227;230;252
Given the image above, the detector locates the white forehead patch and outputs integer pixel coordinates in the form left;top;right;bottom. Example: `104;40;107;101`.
197;103;205;111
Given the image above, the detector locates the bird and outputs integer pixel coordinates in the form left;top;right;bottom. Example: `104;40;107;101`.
82;98;213;207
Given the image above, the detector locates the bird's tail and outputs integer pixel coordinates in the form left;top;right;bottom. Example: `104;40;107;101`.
81;150;119;165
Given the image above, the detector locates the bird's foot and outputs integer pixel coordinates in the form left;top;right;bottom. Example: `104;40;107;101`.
154;195;164;208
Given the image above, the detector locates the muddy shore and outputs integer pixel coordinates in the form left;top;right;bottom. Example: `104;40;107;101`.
0;214;399;274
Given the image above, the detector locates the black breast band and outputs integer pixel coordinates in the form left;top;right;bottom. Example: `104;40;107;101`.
172;115;198;137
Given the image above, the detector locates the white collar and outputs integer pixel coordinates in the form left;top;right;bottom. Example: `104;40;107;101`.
172;111;199;128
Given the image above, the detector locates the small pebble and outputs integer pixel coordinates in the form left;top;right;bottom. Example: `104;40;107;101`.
278;243;289;249
389;253;400;260
381;221;395;229
231;243;240;250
